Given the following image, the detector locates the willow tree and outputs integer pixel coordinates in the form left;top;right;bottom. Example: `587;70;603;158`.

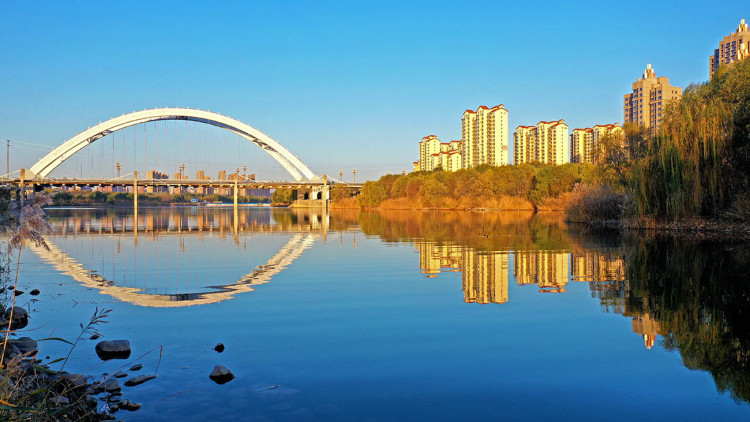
632;59;750;219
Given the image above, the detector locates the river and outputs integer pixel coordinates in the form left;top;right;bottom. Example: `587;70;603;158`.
15;207;750;421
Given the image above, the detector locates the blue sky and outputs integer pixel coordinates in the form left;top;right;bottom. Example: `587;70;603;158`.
0;1;744;180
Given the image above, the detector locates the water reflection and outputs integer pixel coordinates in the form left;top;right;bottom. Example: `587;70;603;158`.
357;210;750;404
34;207;359;307
35;207;750;406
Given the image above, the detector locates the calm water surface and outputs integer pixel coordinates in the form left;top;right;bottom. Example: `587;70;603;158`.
17;207;750;421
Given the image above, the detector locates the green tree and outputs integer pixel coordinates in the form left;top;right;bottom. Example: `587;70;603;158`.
357;181;388;208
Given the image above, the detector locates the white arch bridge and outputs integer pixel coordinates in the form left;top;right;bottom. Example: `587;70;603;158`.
28;107;318;182
6;108;363;202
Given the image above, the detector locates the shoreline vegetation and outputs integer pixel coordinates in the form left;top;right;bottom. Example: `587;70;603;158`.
326;59;750;237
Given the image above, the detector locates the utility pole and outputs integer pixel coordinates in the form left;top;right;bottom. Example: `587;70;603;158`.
5;140;9;180
352;168;357;183
179;163;185;179
116;162;121;178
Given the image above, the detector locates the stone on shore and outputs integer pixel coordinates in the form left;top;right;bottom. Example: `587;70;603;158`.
124;374;156;387
3;307;29;329
50;395;70;407
209;365;235;384
11;337;38;354
61;373;88;390
95;340;131;360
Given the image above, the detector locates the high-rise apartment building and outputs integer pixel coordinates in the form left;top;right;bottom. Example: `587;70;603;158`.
461;105;509;168
512;120;569;165
513;126;537;165
570;128;592;164
623;64;682;131
414;135;462;172
710;19;750;78
570;123;623;163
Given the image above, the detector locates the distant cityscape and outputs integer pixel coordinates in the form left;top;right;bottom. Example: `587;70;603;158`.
413;19;749;172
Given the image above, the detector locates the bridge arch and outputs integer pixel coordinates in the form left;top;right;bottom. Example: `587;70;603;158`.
28;108;317;181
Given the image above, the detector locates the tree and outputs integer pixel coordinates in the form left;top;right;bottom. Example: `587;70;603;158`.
356;181;387;208
271;188;297;204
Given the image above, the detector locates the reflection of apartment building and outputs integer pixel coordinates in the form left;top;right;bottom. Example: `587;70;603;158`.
570;124;623;164
623;64;681;131
414;242;508;304
462;105;509;168
462;251;509;304
415;241;463;277
570;251;626;282
513;120;569;165
710;19;750;79
631;314;661;350
514;251;570;292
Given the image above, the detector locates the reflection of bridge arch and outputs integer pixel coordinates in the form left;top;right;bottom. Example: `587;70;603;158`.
30;233;316;307
28;108;317;181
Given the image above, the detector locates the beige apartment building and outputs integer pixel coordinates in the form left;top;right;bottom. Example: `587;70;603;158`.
415;135;462;172
570;123;623;163
461;105;509;168
512;120;569;165
623;64;681;131
514;126;537;165
710;19;750;78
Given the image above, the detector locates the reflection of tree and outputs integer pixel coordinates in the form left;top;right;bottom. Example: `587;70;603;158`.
622;237;750;403
356;210;574;252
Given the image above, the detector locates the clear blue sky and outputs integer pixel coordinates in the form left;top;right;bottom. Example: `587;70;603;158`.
0;1;744;180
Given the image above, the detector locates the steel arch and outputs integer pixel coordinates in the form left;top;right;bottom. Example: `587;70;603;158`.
28;108;317;181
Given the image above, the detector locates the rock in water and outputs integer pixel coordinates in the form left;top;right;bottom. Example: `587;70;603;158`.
3;307;29;329
13;290;24;296
119;400;142;411
214;343;225;353
129;363;143;371
124;374;156;387
113;371;127;378
104;378;121;393
209;365;235;384
95;340;131;360
29;289;40;296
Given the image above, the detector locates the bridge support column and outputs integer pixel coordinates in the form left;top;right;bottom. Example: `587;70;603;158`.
133;171;138;243
19;169;25;208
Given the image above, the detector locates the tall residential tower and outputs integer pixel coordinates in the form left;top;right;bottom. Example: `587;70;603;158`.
710;19;750;78
623;64;681;131
461;105;509;168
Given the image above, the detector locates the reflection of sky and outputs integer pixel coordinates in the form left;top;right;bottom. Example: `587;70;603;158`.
17;210;750;421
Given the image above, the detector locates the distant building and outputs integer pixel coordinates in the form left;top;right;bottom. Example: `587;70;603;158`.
710;19;750;78
536;120;569;165
514;126;537;165
570;128;592;164
461;105;509;168
570;123;623;163
415;136;462;172
623;64;682;131
512;120;569;165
